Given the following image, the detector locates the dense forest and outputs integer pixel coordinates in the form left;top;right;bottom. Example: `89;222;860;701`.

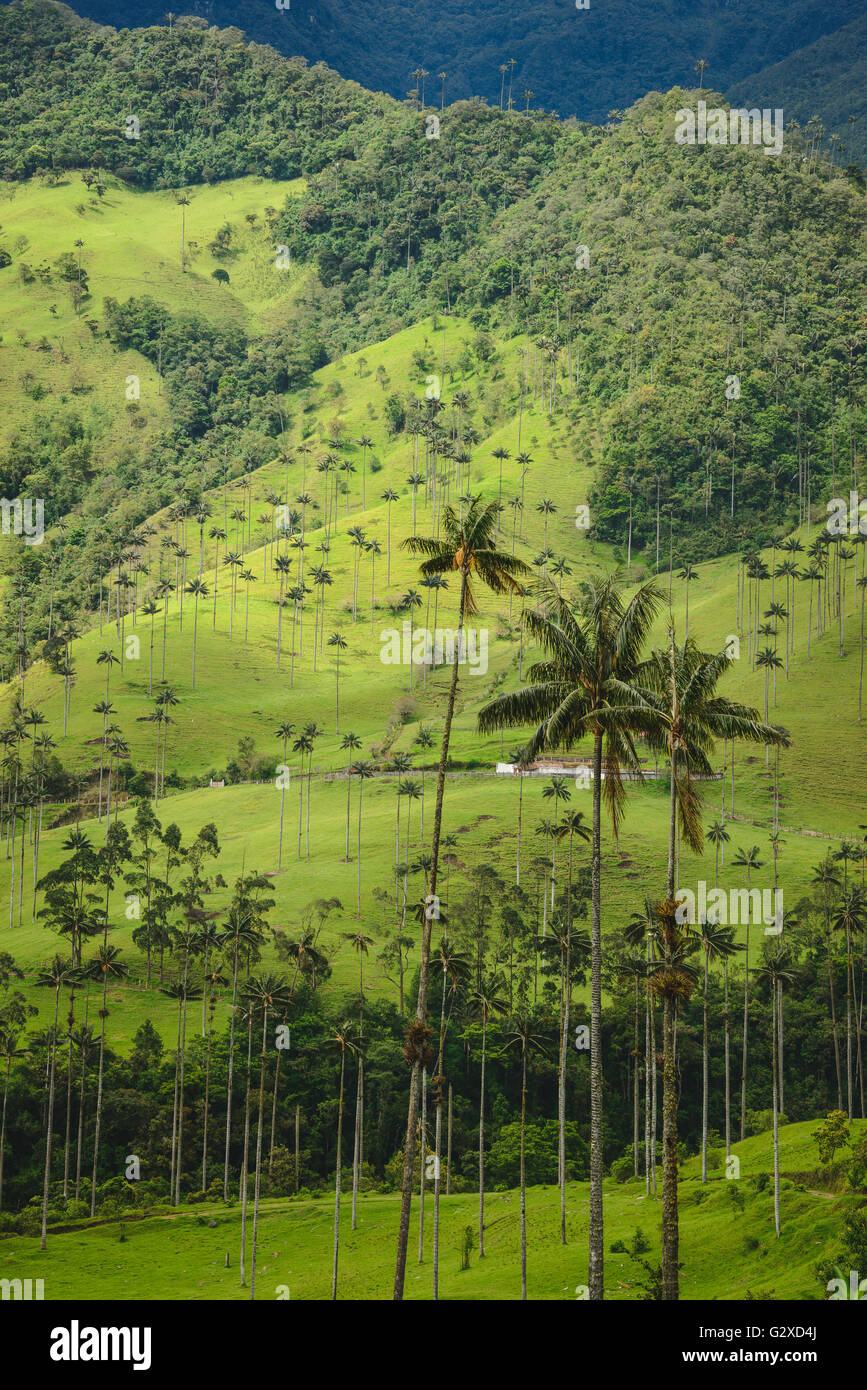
11;0;865;159
1;3;865;677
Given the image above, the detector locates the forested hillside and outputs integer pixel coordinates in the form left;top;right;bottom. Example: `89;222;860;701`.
7;0;865;160
0;4;866;1307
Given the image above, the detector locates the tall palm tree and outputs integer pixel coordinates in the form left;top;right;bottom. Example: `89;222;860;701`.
275;722;295;871
831;890;866;1118
351;760;374;916
645;899;699;1300
470;973;508;1257
343;932;374;1230
811;859;843;1109
184;577;208;690
753;950;798;1236
222;905;263;1200
504;1019;550;1300
328;633;348;732
0;1029;29;1214
329;1020;361;1300
393;497;529;1300
273;553;293;668
81;944;128;1216
707;819;730;885
36;956;77;1247
432;939;469;1298
555;809;590;1240
200;953;227;1192
381;489;399;584
244;973;291;1299
678;564;698;640
639;634;788;1298
339;733;362;861
479;576;662;1299
733;844;766;1140
697;920;739;1181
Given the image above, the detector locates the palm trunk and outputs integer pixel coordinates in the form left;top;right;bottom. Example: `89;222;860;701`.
588;730;604;1298
249;1011;269;1300
661;989;679;1299
520;1048;528;1300
223;932;240;1200
701;951;709;1181
393;572;467;1300
331;1046;346;1300
478;1013;487;1256
771;980;781;1237
41;988;61;1249
417;1068;427;1262
239;1012;254;1284
89;972;110;1217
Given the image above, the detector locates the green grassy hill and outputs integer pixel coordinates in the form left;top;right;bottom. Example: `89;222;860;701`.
1;1121;862;1300
1;175;865;1047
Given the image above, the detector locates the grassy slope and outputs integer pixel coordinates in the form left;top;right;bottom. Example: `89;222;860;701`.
0;172;307;460
1;177;865;1047
1;1121;863;1300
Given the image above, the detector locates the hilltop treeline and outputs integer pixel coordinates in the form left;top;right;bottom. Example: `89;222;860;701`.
0;2;865;647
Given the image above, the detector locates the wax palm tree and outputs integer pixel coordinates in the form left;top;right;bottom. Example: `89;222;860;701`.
707;819;730;885
753;950;799;1235
273;554;292;668
731;844;765;1140
366;538;382;633
678;564;698;640
646;899;699;1299
697;920;740;1181
351;760;375;916
554;809;590;1239
200;951;227;1191
244;973;291;1299
275;722;295;871
328;632;348;732
163;976;202;1205
184;577;208;690
479;575;662;1298
0;1029;29;1213
536;498;557;553
343;932;375;1230
413;726;435;841
503;1019;550;1299
78;942;128;1216
397;780;421;922
36;956;77;1247
432;939;470;1299
811;859;843;1109
329;1020;361;1299
337;732;361;861
470;973;509;1257
542;776;571;917
393;496;529;1300
381;488;399;583
615;941;649;1178
221;904;263;1199
831;890;866;1118
292;731;313;860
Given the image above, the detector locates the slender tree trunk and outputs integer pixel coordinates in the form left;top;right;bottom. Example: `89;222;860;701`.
588;731;604;1298
520;1049;528;1300
41;989;61;1249
331;1047;346;1300
393;573;467;1300
478;1016;487;1256
250;1012;269;1300
239;1013;253;1286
